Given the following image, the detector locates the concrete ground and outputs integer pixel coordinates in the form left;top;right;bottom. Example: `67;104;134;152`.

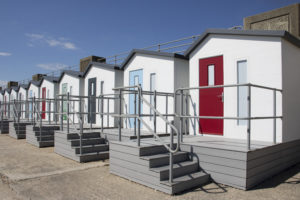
0;135;300;200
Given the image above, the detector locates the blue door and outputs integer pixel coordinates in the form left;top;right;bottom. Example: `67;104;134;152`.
129;69;143;128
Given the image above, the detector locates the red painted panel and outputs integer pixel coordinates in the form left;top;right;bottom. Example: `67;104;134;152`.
4;96;6;115
42;87;46;119
199;56;224;135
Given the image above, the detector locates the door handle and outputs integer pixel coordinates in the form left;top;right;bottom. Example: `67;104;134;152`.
217;92;224;102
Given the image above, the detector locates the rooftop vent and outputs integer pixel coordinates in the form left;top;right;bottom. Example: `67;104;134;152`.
80;55;106;72
32;74;47;81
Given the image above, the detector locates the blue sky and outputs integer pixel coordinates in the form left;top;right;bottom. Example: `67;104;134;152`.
0;0;299;86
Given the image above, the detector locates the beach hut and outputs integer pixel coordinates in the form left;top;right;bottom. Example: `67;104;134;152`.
120;49;189;133
83;62;123;127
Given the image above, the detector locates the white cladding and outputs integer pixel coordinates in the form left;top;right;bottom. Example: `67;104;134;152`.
84;65;123;127
40;79;59;121
123;53;189;133
18;87;28;119
28;83;40;99
188;34;300;143
59;73;84;123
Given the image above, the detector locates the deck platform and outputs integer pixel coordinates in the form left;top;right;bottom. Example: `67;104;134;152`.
110;135;300;193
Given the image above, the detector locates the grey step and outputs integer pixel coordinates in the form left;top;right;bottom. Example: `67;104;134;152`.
151;160;199;181
139;145;169;156
141;151;189;168
161;171;210;194
67;132;101;140
32;126;60;131
33;131;55;136
78;151;109;162
74;144;109;154
70;137;106;146
35;135;54;141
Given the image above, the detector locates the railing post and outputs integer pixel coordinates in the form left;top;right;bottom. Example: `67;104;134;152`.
39;100;42;141
185;94;188;136
60;96;63;131
13;100;16;123
89;96;92;130
169;120;174;184
48;99;51;125
79;96;83;155
54;97;58;125
33;97;36;127
134;92;136;136
166;95;168;133
101;95;104;134
107;98;109;128
180;90;184;143
118;89;122;141
154;90;157;134
247;85;251;150
273;90;276;144
137;87;141;147
67;92;70;133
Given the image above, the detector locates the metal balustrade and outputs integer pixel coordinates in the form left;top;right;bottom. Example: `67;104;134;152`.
175;83;283;150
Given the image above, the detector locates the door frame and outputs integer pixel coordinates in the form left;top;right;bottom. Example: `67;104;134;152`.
129;69;143;128
198;55;224;135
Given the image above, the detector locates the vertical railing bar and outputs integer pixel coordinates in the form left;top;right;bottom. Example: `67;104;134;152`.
166;95;168;133
247;85;251;150
67;92;70;134
273;90;276;144
137;87;141;147
60;96;63;131
48;99;51;125
185;94;188;136
134;92;136;136
154;90;157;134
79;97;83;155
107;98;109;128
118;89;122;141
180;90;183;143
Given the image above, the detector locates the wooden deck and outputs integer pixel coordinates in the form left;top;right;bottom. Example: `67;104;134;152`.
110;135;300;190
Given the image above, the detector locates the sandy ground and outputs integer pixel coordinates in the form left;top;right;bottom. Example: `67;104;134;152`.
0;134;300;200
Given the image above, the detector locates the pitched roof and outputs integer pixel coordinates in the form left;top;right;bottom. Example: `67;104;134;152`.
82;62;121;77
19;84;29;90
58;70;84;83
184;29;300;57
28;80;42;88
120;49;188;70
11;86;19;92
41;76;59;84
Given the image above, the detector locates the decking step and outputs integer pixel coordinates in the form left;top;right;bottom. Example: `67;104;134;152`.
70;137;106;146
151;160;199;181
141;151;189;167
67;132;101;140
73;144;109;154
161;171;210;194
77;151;109;162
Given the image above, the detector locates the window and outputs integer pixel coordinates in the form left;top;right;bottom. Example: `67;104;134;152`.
237;60;247;125
100;81;104;95
208;65;215;86
69;86;72;96
91;83;94;95
150;73;156;121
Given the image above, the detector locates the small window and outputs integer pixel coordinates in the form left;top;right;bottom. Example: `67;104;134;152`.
150;73;156;121
237;60;247;125
91;83;94;95
208;65;215;86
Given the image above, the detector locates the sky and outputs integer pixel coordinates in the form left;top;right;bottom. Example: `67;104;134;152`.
0;0;299;86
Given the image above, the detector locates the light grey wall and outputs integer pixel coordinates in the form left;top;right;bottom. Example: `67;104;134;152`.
282;39;300;142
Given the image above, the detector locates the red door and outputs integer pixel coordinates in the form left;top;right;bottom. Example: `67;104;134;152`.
199;55;224;135
42;87;46;119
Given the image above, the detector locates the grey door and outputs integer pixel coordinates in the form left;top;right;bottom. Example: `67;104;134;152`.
88;78;96;124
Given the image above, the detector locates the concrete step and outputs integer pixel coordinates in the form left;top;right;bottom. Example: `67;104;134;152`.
160;171;210;194
67;132;101;140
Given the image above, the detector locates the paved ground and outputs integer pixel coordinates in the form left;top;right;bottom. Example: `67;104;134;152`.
0;134;300;200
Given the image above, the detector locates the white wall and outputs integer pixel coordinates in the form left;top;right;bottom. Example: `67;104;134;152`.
189;34;283;142
59;74;84;124
84;66;118;127
3;91;9;117
124;53;177;133
18;87;28;119
281;39;300;142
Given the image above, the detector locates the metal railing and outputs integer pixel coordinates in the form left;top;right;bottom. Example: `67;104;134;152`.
113;85;179;183
175;83;283;150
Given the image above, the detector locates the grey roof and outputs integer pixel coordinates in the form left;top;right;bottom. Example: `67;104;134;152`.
11;86;19;92
4;88;11;94
28;80;42;88
58;70;84;83
0;90;4;95
120;49;188;70
41;76;59;84
82;62;121;77
19;84;29;90
184;29;300;57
